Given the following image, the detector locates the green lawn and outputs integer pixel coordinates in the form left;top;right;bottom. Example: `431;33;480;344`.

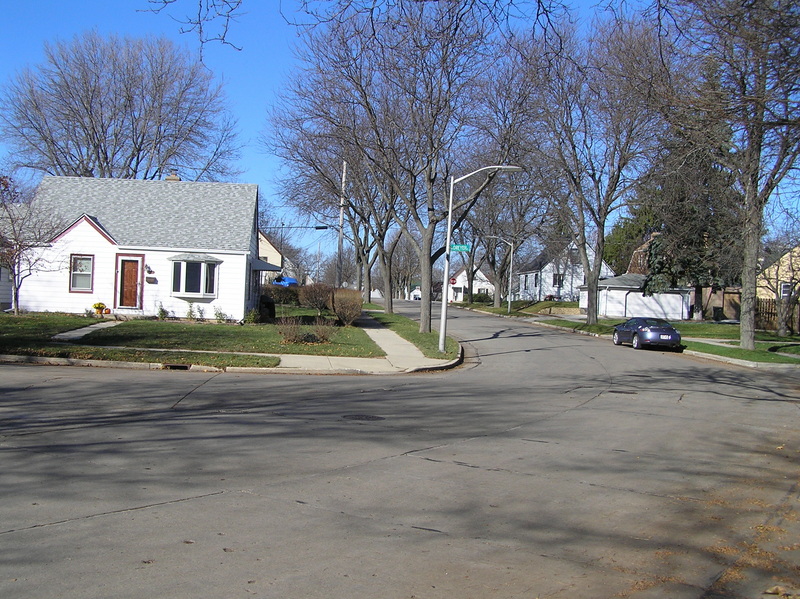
368;311;460;359
0;312;385;368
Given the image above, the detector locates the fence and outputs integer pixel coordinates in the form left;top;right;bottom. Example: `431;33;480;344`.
756;297;800;332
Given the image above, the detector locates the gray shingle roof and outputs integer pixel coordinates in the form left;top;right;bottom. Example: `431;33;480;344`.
36;176;258;252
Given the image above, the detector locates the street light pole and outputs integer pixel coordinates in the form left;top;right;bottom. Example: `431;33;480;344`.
488;236;514;314
438;165;522;353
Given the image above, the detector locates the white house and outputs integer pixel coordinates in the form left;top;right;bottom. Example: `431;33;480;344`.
19;176;275;321
445;267;495;303
518;241;614;302
580;273;691;320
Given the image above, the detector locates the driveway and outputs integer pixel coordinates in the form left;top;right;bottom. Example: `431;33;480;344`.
1;301;798;598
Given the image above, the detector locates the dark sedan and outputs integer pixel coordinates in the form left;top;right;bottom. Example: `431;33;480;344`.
612;317;682;350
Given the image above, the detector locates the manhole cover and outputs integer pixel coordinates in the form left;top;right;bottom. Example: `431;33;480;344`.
342;414;385;421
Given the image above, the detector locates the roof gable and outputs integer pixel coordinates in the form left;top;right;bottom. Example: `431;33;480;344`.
35;176;258;252
53;214;117;245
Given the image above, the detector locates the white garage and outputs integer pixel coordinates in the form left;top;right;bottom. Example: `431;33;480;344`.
580;273;691;320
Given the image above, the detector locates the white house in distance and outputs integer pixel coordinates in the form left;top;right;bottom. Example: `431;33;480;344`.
19;176;275;321
444;267;495;303
518;241;614;302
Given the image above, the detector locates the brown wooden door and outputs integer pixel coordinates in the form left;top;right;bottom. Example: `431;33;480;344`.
119;260;139;307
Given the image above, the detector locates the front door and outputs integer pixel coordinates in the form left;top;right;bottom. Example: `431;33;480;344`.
118;259;140;308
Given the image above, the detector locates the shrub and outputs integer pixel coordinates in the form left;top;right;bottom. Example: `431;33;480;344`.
243;308;261;324
472;292;493;304
214;305;228;323
156;303;169;320
312;317;335;343
264;284;299;306
196;306;205;322
276;316;335;344
299;283;332;316
332;288;363;326
186;302;195;320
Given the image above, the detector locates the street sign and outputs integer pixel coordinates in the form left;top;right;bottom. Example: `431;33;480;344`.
451;243;471;252
449;277;457;285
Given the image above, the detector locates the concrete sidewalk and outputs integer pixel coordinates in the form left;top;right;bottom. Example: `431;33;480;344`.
39;313;459;375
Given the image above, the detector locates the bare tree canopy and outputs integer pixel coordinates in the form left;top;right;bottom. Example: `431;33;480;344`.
0;176;66;314
0;31;240;181
147;0;563;45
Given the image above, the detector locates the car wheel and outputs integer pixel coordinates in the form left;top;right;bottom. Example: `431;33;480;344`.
632;334;641;350
613;331;621;345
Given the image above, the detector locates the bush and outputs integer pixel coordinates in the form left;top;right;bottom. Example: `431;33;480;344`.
264;284;299;306
472;292;493;304
243;308;261;324
276;316;334;344
332;289;363;326
299;283;332;316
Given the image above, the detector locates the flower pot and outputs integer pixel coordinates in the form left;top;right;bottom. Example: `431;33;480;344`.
103;308;111;314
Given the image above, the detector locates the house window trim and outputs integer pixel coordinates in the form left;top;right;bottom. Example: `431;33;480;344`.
553;273;565;288
170;257;221;299
69;254;94;293
780;281;793;299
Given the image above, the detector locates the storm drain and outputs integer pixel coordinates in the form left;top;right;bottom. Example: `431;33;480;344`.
342;414;385;421
162;363;191;370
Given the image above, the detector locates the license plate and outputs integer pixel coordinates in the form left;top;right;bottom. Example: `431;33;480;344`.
660;334;671;340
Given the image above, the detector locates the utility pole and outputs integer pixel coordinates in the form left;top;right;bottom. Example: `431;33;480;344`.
336;161;346;288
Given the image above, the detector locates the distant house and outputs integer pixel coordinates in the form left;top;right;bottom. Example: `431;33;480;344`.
758;246;800;301
444;267;495;303
19;176;275;321
518;241;614;302
256;230;285;285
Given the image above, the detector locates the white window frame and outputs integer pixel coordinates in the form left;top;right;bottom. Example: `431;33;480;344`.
70;254;94;293
171;260;219;299
780;281;793;299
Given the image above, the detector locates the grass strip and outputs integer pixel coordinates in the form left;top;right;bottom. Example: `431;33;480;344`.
682;341;799;364
368;311;460;359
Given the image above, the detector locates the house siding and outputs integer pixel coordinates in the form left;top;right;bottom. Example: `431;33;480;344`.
19;177;260;321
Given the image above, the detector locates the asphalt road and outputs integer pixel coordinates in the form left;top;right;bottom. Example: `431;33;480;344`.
1;301;799;598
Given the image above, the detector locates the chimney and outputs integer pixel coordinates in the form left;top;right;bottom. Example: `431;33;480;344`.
165;171;181;181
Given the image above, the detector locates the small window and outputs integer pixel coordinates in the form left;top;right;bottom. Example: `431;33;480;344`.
780;282;793;298
534;273;539;287
553;273;565;287
70;255;93;292
171;260;219;298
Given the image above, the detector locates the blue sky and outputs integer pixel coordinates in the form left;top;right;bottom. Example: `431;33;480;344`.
0;0;337;250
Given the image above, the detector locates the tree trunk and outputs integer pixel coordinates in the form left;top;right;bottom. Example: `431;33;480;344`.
417;232;435;333
739;191;762;350
693;285;704;320
585;276;598;326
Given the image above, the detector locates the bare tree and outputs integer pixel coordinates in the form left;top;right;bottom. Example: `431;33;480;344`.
0;177;66;315
651;0;800;349
147;0;564;46
524;17;666;324
0;31;240;181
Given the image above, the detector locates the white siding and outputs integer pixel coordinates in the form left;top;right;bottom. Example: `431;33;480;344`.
581;287;690;320
20;219;253;320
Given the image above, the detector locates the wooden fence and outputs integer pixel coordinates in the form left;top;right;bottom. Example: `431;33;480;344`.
756;297;800;332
